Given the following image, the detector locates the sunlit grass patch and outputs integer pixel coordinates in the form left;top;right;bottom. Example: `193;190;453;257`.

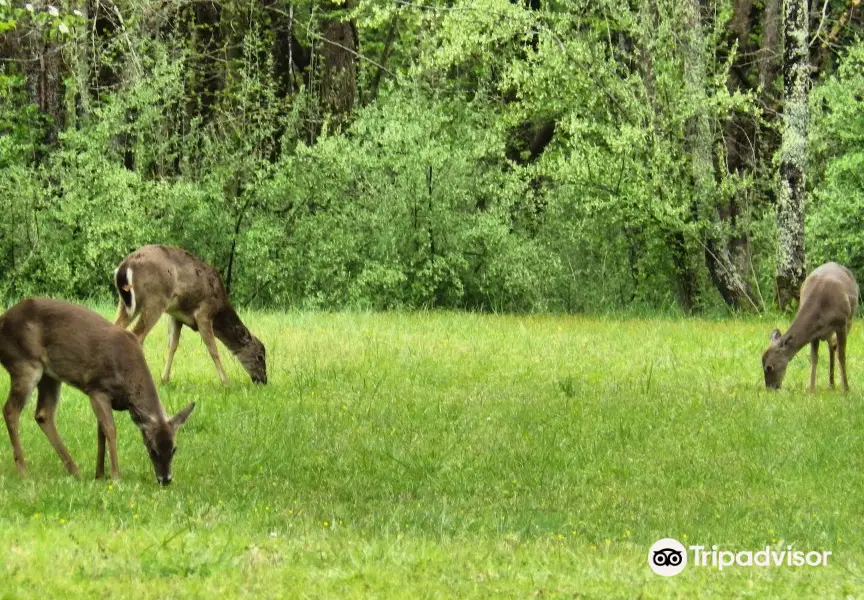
0;309;860;597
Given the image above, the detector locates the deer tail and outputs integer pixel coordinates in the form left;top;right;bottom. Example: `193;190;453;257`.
114;265;136;317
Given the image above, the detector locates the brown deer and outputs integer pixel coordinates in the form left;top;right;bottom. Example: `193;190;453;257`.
762;262;859;391
0;298;195;484
114;245;267;385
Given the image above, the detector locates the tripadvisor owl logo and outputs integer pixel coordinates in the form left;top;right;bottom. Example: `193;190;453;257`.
648;538;832;575
648;538;687;576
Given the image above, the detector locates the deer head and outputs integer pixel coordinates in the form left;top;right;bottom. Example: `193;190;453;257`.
140;403;195;485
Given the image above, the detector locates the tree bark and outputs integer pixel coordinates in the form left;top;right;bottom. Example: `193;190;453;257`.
319;1;357;126
776;0;809;309
759;0;781;91
679;0;714;313
703;0;763;311
757;0;783;178
263;1;310;98
191;0;224;123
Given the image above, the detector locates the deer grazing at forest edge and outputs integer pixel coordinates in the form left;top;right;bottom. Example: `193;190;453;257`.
0;298;195;484
762;262;859;392
114;245;267;385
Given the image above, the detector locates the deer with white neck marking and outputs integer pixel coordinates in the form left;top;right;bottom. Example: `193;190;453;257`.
762;262;858;392
0;298;195;484
114;245;267;385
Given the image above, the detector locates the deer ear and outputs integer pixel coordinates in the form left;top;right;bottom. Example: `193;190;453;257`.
770;329;782;342
169;402;196;432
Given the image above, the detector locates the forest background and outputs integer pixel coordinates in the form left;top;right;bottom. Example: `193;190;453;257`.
2;0;864;314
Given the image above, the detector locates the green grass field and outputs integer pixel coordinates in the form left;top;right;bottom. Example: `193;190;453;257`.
0;309;862;597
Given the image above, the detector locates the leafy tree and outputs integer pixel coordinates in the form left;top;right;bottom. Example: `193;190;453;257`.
0;0;862;312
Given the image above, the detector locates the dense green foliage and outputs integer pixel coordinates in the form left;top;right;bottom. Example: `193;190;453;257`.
1;1;863;312
0;310;862;596
809;43;864;276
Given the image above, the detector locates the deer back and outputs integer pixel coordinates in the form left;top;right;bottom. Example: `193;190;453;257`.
0;298;162;414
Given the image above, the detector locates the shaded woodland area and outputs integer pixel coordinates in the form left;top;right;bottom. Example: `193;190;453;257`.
2;0;864;312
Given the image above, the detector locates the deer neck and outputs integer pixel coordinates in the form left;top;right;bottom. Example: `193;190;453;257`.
212;306;252;355
781;302;823;359
127;380;167;430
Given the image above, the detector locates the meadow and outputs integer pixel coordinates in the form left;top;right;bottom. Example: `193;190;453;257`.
0;308;862;598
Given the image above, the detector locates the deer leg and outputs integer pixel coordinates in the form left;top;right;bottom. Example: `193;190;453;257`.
3;364;41;476
130;297;169;344
114;299;134;329
196;313;229;385
829;336;837;389
161;318;183;383
88;394;121;480
837;329;850;393
34;377;79;477
96;424;106;479
809;340;819;393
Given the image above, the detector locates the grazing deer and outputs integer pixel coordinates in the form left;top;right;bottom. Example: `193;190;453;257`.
0;298;195;484
114;245;267;385
762;262;859;391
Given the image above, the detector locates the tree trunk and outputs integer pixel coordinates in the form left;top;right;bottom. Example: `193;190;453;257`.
757;0;783;184
191;1;224;123
367;11;399;104
319;1;357;126
776;0;809;309
13;10;68;157
759;0;781;92
704;0;762;311
263;1;310;99
635;0;702;312
677;0;714;313
86;0;119;103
